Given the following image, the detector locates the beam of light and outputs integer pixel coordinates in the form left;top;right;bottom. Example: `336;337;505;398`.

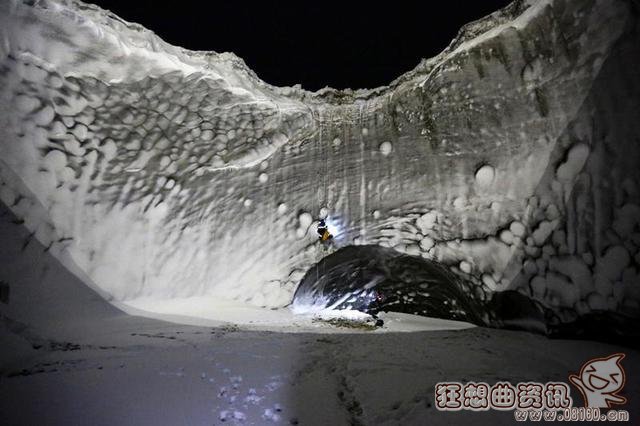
290;293;371;321
291;277;384;319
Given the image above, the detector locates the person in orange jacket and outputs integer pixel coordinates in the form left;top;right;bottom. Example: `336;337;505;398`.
317;219;333;242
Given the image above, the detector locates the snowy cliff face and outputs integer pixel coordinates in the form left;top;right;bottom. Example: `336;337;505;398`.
0;0;639;327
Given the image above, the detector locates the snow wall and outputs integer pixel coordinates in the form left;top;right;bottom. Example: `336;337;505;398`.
0;0;639;332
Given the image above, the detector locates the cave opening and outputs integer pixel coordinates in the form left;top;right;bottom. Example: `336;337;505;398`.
86;0;513;90
292;244;486;325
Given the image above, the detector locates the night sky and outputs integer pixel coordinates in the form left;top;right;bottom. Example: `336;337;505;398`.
87;1;513;91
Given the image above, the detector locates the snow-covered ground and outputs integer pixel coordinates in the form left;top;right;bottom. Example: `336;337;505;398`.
3;314;639;426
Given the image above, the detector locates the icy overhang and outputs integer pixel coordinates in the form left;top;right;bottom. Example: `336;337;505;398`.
0;0;638;331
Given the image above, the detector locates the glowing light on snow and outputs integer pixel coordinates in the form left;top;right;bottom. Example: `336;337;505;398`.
291;290;358;315
290;293;332;314
323;216;342;239
290;297;371;321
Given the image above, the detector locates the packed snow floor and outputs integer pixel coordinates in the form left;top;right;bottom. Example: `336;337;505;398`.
2;316;639;426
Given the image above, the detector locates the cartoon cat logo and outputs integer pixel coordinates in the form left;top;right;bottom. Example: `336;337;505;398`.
569;353;627;409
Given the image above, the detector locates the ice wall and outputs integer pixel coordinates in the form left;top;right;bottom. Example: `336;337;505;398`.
0;0;638;324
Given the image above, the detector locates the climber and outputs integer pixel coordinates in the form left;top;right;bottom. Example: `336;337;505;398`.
317;219;333;242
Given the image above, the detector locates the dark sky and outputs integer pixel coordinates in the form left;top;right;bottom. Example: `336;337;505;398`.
88;1;513;91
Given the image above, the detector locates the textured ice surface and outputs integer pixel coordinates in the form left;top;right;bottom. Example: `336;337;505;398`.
0;0;639;331
3;190;639;426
